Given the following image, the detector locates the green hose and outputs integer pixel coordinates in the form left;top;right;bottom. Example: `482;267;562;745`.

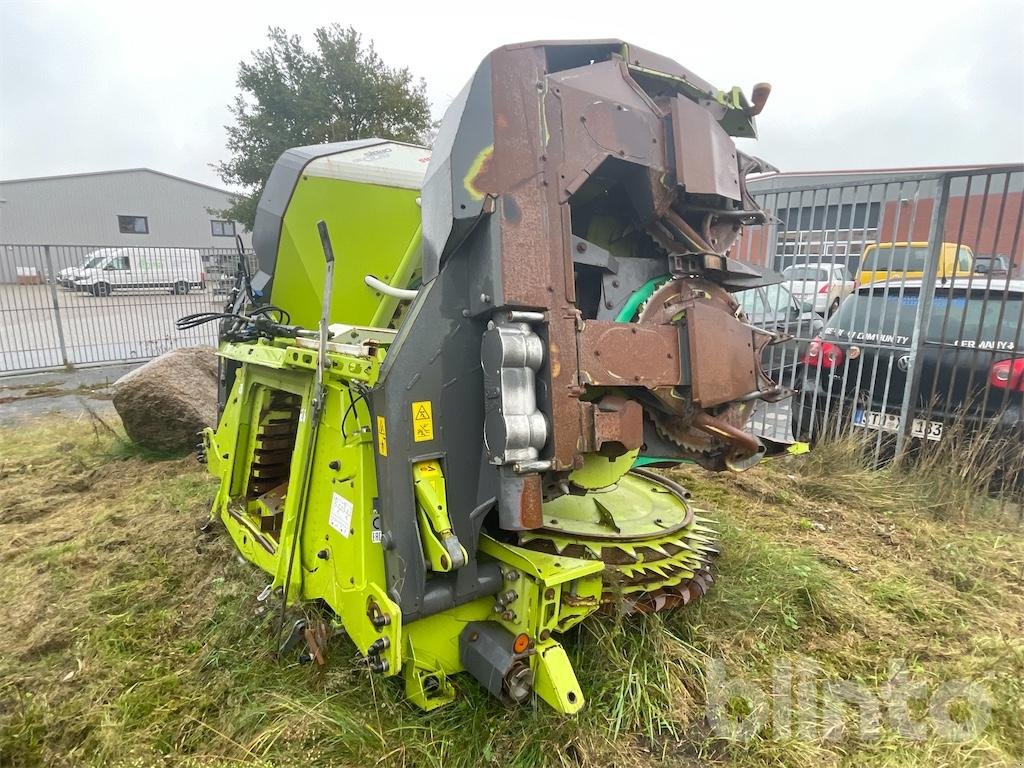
613;274;671;322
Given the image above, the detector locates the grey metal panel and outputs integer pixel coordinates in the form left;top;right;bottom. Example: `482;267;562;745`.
421;59;494;282
370;240;500;621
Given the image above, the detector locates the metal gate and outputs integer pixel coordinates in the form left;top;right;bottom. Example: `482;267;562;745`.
738;166;1024;509
0;244;253;373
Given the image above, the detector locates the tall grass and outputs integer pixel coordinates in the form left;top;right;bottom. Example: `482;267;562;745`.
1;416;1022;767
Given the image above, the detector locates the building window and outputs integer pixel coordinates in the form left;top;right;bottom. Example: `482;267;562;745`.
118;215;149;234
211;219;236;237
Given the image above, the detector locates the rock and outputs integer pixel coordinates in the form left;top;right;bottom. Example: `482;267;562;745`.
112;346;218;452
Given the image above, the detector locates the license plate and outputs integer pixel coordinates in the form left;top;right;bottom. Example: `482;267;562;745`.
853;409;943;441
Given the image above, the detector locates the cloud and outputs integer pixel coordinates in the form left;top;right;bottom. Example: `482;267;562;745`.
1;0;1021;189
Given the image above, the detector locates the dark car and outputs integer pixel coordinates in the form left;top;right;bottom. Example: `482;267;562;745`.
736;281;824;389
792;279;1024;446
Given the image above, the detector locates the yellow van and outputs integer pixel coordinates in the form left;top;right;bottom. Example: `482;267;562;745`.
857;242;974;286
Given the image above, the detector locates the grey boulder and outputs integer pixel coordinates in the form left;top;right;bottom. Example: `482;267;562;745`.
112;346;218;451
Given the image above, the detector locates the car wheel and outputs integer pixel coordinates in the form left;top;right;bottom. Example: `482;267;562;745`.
828;297;840;316
173;280;190;295
91;282;111;297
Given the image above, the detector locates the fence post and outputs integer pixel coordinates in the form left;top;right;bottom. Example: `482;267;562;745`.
42;245;72;370
894;175;951;460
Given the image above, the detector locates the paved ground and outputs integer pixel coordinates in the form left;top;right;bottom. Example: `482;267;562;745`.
0;362;138;426
0;283;221;373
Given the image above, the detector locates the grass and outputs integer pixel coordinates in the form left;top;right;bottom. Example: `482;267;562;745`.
1;416;1022;767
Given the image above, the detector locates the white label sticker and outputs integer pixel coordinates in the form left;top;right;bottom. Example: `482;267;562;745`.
329;493;354;538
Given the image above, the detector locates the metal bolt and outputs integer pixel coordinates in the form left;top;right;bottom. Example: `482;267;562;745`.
544;588;555;600
316;549;329;560
576;241;587;253
539;629;551;641
368;637;390;655
328;459;341;470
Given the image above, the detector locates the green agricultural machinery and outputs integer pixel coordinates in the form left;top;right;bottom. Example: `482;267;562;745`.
196;40;783;713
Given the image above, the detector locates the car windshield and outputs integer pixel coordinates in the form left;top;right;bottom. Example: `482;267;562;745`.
861;246;930;272
975;257;1007;271
783;267;828;282
824;288;1024;349
736;283;795;320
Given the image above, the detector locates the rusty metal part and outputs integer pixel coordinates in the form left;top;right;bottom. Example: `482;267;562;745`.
302;620;330;666
748;83;772;116
258;482;288;534
577;321;680;387
578;395;644;456
692;411;762;463
430;42;772;477
633;277;775;457
246;394;300;498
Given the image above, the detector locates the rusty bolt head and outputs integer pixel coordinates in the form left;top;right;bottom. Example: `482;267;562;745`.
544;588;555;600
576;241;587;253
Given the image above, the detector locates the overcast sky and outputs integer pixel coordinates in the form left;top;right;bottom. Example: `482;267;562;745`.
2;0;1022;190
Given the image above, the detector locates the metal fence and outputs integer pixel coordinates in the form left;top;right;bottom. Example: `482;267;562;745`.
2;170;1022;508
739;166;1024;510
0;244;254;373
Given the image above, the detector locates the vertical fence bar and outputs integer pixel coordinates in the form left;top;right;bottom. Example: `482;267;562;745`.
895;174;951;460
42;245;72;370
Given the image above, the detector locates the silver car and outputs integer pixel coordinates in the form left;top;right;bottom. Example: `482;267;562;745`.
783;262;855;316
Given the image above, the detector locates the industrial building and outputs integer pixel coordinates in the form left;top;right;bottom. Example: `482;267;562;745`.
0;168;248;248
0;168;250;283
743;164;1023;276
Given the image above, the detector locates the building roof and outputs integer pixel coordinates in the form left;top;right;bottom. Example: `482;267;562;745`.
750;163;1022;181
0;167;235;196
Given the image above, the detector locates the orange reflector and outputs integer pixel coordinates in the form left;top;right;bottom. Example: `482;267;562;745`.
512;633;530;654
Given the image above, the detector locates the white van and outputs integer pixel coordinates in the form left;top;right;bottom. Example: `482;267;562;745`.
73;248;206;297
57;248;121;288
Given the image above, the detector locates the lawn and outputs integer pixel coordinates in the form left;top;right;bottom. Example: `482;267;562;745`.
1;415;1021;767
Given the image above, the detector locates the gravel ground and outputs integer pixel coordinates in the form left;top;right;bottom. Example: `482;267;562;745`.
0;362;138;426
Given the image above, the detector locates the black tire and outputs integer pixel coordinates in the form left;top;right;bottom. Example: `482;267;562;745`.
91;282;111;297
828;297;840;316
173;280;190;295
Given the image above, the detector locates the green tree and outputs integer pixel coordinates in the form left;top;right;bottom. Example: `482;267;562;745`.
215;25;433;229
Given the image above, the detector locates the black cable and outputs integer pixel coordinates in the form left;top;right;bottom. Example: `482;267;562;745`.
341;384;368;440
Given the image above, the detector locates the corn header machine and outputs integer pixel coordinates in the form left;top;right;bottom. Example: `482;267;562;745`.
198;40;782;713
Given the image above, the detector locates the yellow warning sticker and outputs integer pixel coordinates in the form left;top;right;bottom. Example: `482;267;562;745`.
412;400;434;442
377;415;388;456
